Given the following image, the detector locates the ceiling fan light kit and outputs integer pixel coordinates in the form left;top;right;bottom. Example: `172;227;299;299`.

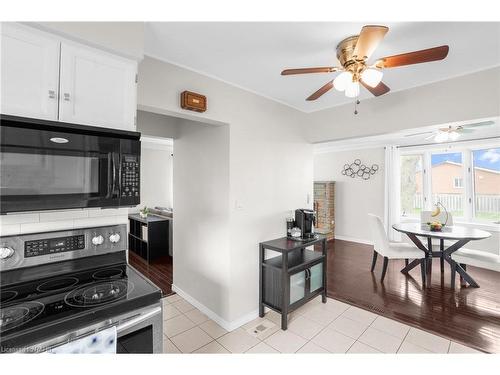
281;24;450;107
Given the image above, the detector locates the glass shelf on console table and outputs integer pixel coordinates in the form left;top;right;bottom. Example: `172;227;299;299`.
259;235;327;330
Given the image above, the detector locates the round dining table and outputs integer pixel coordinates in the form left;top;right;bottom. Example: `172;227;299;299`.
392;223;491;288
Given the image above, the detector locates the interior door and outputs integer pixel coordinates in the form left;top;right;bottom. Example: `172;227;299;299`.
0;23;60;120
59;42;137;131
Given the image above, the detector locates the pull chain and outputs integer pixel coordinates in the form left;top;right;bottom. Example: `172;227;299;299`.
354;99;360;115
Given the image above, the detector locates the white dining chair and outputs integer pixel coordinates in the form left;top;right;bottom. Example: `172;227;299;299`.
368;214;427;283
451;249;500;286
420;210;454;272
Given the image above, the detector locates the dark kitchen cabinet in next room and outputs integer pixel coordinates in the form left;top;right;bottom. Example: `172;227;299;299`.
128;214;169;263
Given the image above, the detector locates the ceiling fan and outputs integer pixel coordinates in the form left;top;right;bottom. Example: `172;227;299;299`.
281;25;449;101
404;121;496;142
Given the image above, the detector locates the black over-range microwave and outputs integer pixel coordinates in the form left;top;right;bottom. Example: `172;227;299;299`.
0;115;141;214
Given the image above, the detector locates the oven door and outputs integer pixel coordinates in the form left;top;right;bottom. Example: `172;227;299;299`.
0;124;120;213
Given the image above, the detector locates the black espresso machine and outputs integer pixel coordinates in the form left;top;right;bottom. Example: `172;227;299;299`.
287;209;317;240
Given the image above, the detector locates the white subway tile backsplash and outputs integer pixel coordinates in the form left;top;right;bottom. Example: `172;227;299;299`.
1;209;129;236
0;224;21;236
0;213;40;225
73;216;122;229
87;208;129;217
39;210;89;222
20;220;74;234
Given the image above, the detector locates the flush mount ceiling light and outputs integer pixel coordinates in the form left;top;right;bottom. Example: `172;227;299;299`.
50;137;69;144
281;25;449;101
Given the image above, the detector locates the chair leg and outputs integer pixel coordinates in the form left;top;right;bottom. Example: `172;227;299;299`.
370;250;378;272
451;262;456;288
381;257;389;282
420;260;426;285
405;259;409;267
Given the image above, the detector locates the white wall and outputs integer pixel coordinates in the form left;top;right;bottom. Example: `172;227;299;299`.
136;143;173;211
173;119;232;323
138;56;313;326
306;67;500;143
314;148;385;243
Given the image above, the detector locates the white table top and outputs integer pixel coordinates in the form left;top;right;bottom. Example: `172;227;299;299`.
392;223;491;241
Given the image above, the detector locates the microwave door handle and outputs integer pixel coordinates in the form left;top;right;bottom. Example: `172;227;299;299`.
106;153;113;198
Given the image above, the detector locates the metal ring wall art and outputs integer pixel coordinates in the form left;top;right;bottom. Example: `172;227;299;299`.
341;159;379;180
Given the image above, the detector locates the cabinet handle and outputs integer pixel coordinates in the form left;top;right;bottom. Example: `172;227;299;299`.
48;90;56;99
63;93;71;101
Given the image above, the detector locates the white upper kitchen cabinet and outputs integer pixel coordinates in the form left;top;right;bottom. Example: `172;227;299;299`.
1;23;60;120
59;42;137;131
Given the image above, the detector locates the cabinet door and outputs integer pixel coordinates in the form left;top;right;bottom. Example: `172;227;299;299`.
290;271;306;305
59;43;137;130
309;263;323;293
1;23;60;120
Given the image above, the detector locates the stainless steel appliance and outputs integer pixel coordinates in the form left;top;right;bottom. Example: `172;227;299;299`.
0;115;141;214
0;224;163;353
295;209;317;239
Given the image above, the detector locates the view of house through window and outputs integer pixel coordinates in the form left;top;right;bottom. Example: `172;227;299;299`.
473;147;500;222
431;152;464;217
400;146;500;223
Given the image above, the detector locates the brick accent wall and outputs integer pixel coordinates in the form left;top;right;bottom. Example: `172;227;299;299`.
314;181;335;240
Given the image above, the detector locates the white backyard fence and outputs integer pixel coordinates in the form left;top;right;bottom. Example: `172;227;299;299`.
414;194;500;213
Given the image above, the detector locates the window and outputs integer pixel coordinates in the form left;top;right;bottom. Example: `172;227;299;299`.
431;152;464;217
399;143;500;224
400;154;423;217
472;148;500;223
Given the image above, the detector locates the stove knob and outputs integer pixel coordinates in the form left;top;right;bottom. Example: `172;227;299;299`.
0;246;15;260
91;235;104;246
109;233;121;243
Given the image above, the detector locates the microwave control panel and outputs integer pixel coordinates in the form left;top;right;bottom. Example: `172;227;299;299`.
121;155;140;198
25;235;85;258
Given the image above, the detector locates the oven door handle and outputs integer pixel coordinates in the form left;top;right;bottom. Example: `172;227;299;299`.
116;306;162;334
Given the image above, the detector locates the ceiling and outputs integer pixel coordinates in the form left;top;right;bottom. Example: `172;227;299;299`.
145;22;500;113
314;117;500;152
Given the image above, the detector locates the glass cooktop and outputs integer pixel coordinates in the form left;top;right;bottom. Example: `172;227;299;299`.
0;263;161;349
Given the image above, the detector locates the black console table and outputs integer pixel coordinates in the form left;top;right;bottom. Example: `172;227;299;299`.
259;235;327;330
128;214;169;263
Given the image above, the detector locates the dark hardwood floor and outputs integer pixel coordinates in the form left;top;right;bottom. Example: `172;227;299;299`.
322;239;500;353
129;252;173;296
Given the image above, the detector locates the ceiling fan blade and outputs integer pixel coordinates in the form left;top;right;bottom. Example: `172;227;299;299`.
306;81;334;101
424;133;437;140
461;120;495;129
353;25;389;60
458;128;475;134
281;67;338;75
375;45;449;69
360;80;390;96
405;130;435;137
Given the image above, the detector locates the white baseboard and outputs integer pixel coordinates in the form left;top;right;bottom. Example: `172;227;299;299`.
334;235;373;246
171;284;258;332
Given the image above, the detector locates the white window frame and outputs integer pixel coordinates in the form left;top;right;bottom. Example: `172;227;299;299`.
399;138;500;229
453;177;464;188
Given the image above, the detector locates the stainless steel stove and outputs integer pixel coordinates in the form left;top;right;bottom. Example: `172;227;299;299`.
0;224;163;353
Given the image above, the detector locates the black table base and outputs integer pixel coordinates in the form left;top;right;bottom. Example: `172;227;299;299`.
400;233;479;288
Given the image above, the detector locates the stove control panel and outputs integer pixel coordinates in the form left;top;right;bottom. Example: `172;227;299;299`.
0;224;127;271
121;155;140;198
25;235;85;258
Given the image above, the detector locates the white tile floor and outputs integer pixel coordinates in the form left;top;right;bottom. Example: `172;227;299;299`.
161;294;483;354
